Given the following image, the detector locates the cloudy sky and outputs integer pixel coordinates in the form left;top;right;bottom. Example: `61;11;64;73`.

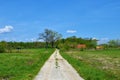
0;0;120;43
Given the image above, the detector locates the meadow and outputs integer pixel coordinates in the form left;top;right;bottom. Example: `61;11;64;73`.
0;49;54;80
61;49;120;80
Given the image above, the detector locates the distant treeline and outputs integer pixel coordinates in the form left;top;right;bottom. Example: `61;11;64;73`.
57;36;97;50
0;36;120;53
0;41;45;49
57;36;120;50
0;36;98;52
0;41;46;53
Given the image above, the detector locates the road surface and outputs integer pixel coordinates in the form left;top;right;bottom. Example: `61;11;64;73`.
34;49;84;80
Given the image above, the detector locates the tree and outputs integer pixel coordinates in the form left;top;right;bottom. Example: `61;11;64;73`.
38;29;62;48
0;46;5;53
49;30;62;48
39;29;51;48
0;41;7;53
57;36;98;50
108;39;120;48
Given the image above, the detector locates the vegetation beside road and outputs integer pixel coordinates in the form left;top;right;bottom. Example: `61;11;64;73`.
0;49;54;80
0;29;120;80
61;49;120;80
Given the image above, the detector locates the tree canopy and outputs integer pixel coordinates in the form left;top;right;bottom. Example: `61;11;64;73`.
38;29;62;48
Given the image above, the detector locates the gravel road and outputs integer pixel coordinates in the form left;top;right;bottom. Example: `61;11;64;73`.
34;49;84;80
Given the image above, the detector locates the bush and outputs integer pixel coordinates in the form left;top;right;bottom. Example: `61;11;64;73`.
0;46;5;53
80;48;84;51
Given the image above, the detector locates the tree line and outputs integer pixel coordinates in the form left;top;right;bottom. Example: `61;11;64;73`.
0;41;45;53
100;39;120;49
0;29;120;53
0;36;98;53
56;36;97;50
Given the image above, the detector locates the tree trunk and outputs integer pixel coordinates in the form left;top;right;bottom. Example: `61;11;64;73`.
46;42;48;48
51;41;54;48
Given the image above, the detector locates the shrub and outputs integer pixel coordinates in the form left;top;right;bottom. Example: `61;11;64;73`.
0;46;5;53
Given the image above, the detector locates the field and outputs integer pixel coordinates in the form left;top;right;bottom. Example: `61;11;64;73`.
0;49;54;80
61;49;120;80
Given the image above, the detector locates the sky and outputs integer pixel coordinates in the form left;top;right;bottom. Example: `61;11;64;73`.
0;0;120;44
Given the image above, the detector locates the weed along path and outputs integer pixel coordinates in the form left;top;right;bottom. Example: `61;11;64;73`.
34;49;84;80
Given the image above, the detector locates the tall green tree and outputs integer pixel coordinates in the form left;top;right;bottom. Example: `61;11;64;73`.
0;41;7;53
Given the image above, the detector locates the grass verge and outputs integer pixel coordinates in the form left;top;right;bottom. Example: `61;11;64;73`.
61;49;120;80
0;48;54;80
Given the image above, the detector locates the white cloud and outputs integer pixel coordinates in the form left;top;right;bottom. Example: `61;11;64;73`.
66;30;77;33
0;25;13;34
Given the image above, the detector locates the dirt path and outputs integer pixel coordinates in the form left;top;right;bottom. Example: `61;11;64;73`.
34;49;84;80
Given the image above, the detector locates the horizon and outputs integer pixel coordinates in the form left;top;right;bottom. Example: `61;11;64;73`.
0;0;120;44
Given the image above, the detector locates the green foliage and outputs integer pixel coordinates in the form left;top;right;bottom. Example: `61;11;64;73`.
80;48;84;51
0;41;46;53
0;49;54;80
38;29;62;48
108;39;120;48
57;36;97;50
0;46;5;53
0;41;7;53
61;49;120;80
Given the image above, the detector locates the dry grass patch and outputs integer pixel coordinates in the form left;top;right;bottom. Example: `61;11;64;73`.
62;49;120;80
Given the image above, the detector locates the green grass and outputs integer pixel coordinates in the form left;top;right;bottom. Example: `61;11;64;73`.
0;48;54;80
61;49;120;80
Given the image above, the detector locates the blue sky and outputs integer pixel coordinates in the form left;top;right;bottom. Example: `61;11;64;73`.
0;0;120;44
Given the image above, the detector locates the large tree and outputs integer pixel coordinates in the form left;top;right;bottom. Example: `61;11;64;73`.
39;29;62;48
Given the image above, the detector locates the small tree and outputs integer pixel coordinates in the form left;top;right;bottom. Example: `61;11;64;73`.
0;45;5;53
108;40;120;48
0;41;7;53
